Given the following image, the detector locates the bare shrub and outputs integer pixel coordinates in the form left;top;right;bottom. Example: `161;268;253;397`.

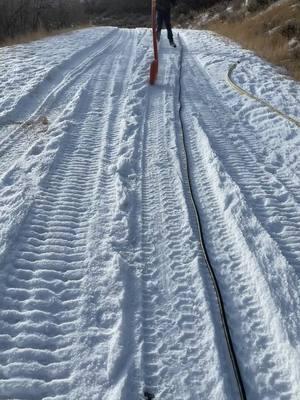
0;0;86;43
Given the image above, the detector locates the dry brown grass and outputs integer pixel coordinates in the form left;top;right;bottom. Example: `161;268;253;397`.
0;24;91;48
207;0;300;81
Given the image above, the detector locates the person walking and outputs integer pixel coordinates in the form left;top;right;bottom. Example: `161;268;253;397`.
156;0;177;47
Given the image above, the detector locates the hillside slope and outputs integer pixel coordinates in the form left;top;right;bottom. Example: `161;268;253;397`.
178;0;300;80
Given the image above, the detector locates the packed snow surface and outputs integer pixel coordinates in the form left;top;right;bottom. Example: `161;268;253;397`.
0;26;299;400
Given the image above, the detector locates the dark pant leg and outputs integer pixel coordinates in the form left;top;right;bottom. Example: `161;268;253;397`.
156;10;163;38
163;9;174;43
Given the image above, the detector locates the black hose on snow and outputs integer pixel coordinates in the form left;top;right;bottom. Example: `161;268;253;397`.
176;35;247;400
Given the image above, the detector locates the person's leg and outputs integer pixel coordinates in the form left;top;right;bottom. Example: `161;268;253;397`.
164;9;175;45
156;10;163;41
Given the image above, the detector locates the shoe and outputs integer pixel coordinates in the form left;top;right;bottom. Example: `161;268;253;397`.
170;41;176;48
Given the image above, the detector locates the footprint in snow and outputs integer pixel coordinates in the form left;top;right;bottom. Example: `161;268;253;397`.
268;220;284;234
224;193;234;210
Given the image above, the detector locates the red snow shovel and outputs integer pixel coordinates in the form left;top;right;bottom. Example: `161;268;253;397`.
149;0;158;85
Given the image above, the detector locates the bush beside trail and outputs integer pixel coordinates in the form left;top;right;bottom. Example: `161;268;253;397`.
0;0;87;43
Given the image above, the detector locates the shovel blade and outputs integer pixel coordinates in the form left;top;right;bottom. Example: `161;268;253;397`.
149;59;158;85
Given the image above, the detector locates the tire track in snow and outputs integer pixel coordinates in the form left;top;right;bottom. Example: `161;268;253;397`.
183;32;300;207
66;29;148;400
0;76;97;400
0;28;117;126
178;39;246;400
141;39;237;400
184;52;300;276
185;36;300;275
0;29;121;179
180;38;300;399
0;29;138;400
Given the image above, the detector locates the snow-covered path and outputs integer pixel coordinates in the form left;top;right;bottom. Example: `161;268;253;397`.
141;44;239;399
0;27;299;399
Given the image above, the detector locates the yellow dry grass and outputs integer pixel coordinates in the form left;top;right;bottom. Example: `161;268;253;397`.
0;24;91;47
207;0;300;81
